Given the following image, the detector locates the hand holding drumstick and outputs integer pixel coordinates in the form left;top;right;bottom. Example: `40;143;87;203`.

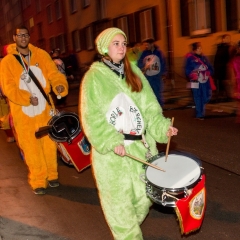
114;145;165;172
165;117;178;161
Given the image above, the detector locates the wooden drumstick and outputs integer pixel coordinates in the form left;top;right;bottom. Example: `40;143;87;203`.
165;117;174;162
125;153;165;172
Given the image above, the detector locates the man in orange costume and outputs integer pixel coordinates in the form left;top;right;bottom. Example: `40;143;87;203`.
0;26;68;195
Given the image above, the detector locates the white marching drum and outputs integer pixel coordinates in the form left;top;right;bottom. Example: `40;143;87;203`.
145;151;203;207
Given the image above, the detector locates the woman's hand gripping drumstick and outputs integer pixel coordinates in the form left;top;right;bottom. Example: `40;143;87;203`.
165;117;178;162
114;145;165;172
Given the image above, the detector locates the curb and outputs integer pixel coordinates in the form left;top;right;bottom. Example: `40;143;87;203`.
164;92;237;114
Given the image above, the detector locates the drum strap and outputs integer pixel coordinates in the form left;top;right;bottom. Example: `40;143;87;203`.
13;54;52;107
123;131;153;160
141;134;153;160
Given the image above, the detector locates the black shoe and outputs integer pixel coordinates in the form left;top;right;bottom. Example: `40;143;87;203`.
33;188;46;195
48;180;60;187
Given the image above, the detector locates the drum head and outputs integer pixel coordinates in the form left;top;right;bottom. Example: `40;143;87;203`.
48;111;81;142
146;153;201;190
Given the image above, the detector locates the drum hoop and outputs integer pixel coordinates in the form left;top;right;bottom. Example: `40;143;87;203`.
146;176;202;193
48;111;81;142
145;151;203;191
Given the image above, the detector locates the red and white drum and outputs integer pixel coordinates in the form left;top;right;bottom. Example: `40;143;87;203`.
144;151;203;207
47;111;91;172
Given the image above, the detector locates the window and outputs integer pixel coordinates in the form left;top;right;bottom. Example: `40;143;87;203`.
24;20;30;32
22;0;31;9
180;0;212;36
13;1;21;16
37;22;43;39
56;34;65;53
82;0;90;8
72;30;81;51
85;26;94;50
139;9;154;42
92;19;111;40
70;0;77;13
226;0;238;31
55;0;62;20
125;7;160;44
7;30;12;42
6;10;11;22
49;37;56;50
29;17;34;28
47;5;53;24
36;0;41;13
189;0;211;35
115;17;129;44
99;0;106;19
0;14;4;28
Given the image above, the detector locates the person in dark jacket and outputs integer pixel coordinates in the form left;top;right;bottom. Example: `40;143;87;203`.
185;42;213;120
137;38;167;106
213;34;234;102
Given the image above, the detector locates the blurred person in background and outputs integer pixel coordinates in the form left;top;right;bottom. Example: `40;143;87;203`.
0;48;15;143
214;34;235;102
126;42;142;65
137;38;167;107
229;41;240;123
50;48;75;81
0;84;15;143
185;42;213;120
50;48;73;107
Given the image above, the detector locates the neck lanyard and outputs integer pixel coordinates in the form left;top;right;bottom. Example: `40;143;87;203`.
19;51;31;83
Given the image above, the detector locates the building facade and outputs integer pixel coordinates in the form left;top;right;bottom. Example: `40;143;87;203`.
0;0;240;85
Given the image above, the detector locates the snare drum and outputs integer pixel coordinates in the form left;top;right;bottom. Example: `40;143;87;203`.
145;151;203;207
48;111;80;143
57;131;91;172
48;111;91;172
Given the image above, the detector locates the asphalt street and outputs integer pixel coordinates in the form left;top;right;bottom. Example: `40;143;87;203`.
0;83;240;240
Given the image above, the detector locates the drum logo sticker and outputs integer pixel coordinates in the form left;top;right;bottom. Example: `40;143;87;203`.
189;188;205;219
57;143;72;164
78;137;90;155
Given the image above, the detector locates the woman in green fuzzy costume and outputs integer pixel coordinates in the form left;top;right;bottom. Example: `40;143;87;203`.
80;28;178;240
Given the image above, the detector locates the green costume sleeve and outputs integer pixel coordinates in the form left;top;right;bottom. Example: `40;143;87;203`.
80;67;124;155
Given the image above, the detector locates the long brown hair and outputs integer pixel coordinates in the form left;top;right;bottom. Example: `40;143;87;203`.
102;55;142;92
123;56;142;92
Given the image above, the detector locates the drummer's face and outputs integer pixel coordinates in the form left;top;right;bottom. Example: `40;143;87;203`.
108;34;127;64
13;28;30;49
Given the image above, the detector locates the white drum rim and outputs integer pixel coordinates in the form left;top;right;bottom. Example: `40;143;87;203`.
145;151;202;191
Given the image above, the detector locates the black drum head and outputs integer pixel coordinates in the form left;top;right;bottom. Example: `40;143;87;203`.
48;111;81;143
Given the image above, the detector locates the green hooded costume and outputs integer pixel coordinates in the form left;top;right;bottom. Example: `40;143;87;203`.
80;28;171;240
